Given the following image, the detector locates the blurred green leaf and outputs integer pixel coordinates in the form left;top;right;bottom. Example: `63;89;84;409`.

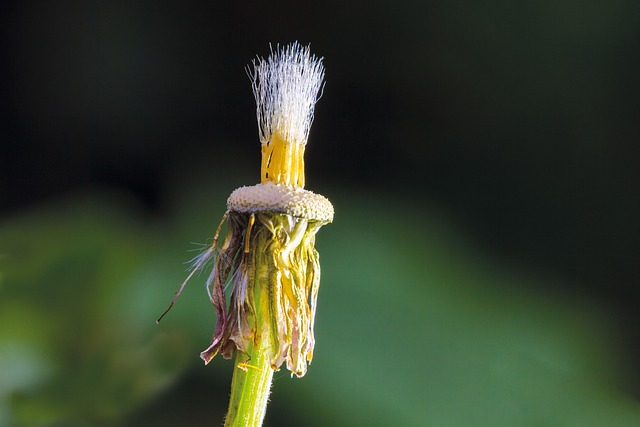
0;191;194;426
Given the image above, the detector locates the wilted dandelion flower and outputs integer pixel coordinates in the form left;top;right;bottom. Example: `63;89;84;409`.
161;42;333;391
202;183;333;377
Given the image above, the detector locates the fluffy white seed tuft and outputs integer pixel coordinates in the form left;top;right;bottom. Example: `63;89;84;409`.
249;42;325;146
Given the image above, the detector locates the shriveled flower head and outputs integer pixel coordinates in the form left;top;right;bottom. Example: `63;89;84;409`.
162;42;332;378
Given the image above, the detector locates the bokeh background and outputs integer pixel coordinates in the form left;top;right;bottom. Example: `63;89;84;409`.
1;1;639;426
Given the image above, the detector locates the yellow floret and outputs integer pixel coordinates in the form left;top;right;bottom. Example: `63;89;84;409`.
261;132;306;188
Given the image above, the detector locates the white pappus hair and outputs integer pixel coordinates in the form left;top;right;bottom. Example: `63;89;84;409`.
249;42;325;146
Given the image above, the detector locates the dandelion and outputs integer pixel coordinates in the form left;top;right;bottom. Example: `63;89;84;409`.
159;42;333;427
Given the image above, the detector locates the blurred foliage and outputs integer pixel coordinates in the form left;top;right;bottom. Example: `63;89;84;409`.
1;0;639;425
1;179;639;426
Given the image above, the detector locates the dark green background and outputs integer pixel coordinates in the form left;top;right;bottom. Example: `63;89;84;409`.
1;1;639;426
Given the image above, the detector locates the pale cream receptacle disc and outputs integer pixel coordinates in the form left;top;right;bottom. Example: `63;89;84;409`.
227;182;334;222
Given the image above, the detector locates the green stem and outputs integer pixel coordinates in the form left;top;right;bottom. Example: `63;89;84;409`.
224;343;274;427
224;226;275;427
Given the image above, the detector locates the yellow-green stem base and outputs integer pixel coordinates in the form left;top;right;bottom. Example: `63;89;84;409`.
224;347;274;427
